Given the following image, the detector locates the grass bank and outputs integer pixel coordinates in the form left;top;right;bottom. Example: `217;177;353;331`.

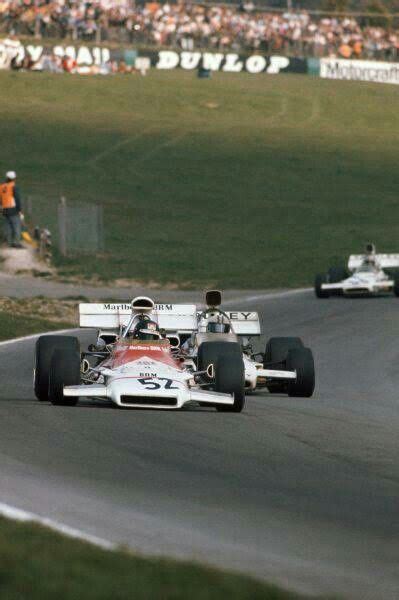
0;516;305;600
1;69;398;287
0;304;72;341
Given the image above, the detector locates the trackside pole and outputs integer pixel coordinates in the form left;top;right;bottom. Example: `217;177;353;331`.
58;196;67;256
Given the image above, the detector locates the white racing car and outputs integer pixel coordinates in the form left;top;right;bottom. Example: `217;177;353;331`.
315;246;399;298
185;290;315;398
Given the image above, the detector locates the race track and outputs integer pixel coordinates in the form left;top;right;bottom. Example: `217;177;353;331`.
0;291;398;599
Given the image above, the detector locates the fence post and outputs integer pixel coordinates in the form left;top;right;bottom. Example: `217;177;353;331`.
58;196;67;256
97;204;104;251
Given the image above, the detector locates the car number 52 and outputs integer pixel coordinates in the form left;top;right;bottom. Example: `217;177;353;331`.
137;377;179;390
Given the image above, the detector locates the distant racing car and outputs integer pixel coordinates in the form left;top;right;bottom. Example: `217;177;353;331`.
315;245;399;298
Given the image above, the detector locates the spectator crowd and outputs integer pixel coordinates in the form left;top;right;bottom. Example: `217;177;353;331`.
1;0;399;61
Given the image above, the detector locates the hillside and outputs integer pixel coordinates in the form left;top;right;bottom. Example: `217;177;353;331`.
1;70;398;288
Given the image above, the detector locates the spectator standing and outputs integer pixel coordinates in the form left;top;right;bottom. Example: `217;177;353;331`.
0;171;23;248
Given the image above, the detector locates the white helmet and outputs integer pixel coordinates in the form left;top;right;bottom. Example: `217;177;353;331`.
6;171;16;180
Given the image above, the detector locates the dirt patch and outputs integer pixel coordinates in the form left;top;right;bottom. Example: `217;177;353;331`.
0;245;53;276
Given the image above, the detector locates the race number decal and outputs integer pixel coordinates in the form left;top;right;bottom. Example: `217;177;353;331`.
137;378;179;390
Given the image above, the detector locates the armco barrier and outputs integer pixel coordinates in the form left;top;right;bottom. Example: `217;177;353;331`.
3;40;399;84
0;40;308;76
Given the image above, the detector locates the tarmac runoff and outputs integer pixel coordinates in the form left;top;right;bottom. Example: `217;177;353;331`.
0;289;398;599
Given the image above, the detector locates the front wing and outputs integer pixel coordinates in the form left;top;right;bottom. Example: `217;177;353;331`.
321;280;393;294
64;379;234;409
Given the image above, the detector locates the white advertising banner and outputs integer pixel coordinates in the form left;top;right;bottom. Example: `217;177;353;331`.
320;57;399;85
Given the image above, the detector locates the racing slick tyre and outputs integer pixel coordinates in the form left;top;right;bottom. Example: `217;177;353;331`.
264;337;304;394
393;274;399;297
198;341;242;379
48;348;81;406
214;354;245;413
34;335;79;401
315;274;330;298
328;266;348;283
286;347;315;398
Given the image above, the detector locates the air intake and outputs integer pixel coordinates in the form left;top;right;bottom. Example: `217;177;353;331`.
131;296;155;313
120;396;177;407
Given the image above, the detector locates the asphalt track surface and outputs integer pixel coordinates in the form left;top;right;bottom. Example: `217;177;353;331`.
0;290;398;599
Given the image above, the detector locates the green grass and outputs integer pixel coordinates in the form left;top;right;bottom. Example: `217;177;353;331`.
0;517;304;600
0;309;70;341
1;69;398;287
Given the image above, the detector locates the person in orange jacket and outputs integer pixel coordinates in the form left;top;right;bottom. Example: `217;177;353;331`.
0;171;23;248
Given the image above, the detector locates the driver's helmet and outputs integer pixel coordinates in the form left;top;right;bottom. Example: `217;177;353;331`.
131;318;161;341
207;316;231;334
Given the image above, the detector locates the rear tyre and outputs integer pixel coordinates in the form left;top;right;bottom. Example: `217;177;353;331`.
264;337;304;364
315;274;330;299
286;347;315;398
34;335;79;401
215;355;245;413
328;266;348;283
264;337;304;394
48;348;81;406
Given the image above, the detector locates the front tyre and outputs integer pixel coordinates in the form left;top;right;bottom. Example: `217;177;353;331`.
34;335;79;401
315;274;330;299
48;348;81;406
393;275;399;297
215;355;245;413
286;347;315;398
198;341;242;377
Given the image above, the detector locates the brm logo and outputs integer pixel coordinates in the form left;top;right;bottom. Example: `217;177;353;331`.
155;51;291;74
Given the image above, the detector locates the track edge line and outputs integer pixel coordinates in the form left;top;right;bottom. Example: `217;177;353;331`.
0;500;115;550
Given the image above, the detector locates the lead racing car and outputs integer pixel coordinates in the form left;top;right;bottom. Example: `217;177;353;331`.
34;297;246;411
315;245;399;298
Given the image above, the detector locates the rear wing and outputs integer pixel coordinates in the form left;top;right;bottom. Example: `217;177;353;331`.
79;303;197;333
225;311;261;336
348;254;399;270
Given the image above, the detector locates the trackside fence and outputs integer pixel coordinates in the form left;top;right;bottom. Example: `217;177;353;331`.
26;195;104;256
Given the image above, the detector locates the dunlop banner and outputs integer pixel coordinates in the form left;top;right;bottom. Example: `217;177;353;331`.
143;50;307;74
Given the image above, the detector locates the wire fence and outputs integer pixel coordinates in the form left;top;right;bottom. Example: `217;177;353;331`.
26;195;104;256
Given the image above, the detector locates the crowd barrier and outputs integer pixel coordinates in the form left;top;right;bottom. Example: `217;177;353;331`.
1;40;399;85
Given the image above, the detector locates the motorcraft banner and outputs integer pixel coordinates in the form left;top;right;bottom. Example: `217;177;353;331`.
320;57;399;85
